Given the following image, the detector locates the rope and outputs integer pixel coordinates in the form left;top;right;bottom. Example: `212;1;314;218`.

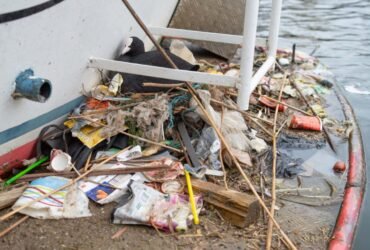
167;94;191;129
167;84;201;129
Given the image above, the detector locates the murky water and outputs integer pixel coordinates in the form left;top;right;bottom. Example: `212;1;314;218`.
258;0;370;248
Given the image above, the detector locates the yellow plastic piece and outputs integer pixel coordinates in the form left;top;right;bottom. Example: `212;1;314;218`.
185;170;199;225
64;119;106;149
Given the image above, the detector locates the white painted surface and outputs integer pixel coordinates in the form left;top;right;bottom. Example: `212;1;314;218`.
237;0;260;110
0;0;45;14
149;26;266;46
89;57;238;87
0;0;178;153
249;56;275;92
268;0;283;58
237;0;282;110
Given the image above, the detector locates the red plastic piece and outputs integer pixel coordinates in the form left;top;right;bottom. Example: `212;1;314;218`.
288;115;322;131
258;95;287;112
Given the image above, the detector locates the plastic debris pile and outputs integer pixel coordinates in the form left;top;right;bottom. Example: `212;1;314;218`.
0;39;349;246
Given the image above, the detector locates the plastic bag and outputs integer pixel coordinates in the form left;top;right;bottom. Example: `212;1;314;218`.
116;145;142;161
190;90;250;151
190;90;221;127
221;110;250;151
195;126;221;170
13;176;91;219
143;158;184;182
112;181;202;232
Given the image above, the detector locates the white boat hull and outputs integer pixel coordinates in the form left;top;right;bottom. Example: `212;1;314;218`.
0;0;178;167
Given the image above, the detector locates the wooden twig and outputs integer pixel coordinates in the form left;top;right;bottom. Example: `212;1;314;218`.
210;98;274;137
85;179;122;190
119;2;296;248
73;154;123;196
0;215;29;238
199;59;216;67
84;153;92;172
151;221;166;238
257;95;312;116
71;164;81;176
291;78;336;153
249;117;274;138
275;187;314;193
15;165;171;183
70;103;138;117
79;116;182;153
276;118;288;136
175;86;274;126
210;99;274;126
215;209;225;222
259;167;266;222
0;183;28;210
76;154;123;191
187;82;296;249
266;74;287;250
111;227;128;239
220;106;228;190
177;230;203;238
143;82;185;88
179;86;276;135
0;147;131;222
274;59;284;72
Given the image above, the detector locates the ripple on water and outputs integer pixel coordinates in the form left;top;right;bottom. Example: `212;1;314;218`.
258;0;370;247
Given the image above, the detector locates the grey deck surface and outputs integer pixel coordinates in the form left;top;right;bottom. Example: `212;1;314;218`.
169;0;246;59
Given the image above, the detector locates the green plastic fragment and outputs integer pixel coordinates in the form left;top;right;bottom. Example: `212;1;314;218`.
4;155;49;186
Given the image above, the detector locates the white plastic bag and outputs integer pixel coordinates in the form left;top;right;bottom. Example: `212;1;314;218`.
190;90;250;151
13;176;91;219
112;181;202;232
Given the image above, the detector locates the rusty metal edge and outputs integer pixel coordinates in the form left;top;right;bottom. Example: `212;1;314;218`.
328;86;367;249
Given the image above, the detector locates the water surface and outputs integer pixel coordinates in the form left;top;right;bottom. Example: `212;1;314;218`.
258;0;370;248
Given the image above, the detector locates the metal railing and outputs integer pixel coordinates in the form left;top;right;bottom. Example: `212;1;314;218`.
89;0;282;110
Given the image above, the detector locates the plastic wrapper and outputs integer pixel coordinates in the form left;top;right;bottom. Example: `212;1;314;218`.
116;145;142;162
143;158;184;182
64;119;107;149
108;73;123;95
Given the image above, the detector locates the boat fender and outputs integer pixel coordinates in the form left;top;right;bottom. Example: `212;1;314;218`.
12;68;52;103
